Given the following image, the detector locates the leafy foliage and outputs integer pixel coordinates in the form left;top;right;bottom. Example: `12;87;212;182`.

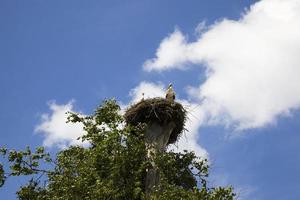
0;99;235;199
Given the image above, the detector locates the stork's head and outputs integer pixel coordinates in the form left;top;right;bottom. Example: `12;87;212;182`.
168;83;173;88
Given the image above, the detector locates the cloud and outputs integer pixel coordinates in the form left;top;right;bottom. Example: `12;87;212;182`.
143;30;190;72
35;82;207;158
129;81;165;103
35;84;208;158
35;81;208;158
210;173;256;200
143;0;300;129
35;101;85;148
129;82;208;159
172;99;208;159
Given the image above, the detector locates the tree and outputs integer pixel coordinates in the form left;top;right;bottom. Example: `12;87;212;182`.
0;99;235;200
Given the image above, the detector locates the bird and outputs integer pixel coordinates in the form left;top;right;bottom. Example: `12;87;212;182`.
141;93;145;101
165;83;175;102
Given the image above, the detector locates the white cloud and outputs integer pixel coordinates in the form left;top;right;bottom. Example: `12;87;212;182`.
129;81;165;103
209;172;256;200
171;100;208;159
143;29;190;72
36;84;208;158
128;82;208;159
235;185;257;200
35;83;207;157
35;101;86;148
143;0;300;129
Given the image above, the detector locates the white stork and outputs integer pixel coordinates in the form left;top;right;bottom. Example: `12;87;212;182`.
165;83;175;102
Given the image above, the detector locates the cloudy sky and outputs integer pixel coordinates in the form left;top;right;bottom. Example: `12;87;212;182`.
1;0;300;199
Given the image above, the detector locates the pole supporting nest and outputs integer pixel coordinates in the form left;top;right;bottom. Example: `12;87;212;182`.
124;97;187;193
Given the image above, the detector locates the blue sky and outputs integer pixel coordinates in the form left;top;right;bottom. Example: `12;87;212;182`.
1;0;300;199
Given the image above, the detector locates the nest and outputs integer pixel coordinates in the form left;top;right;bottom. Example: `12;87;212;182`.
124;98;186;145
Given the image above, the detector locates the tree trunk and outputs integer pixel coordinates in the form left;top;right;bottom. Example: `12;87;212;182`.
144;121;176;194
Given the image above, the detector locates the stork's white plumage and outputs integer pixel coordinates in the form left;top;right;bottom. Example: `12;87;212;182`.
166;83;175;102
142;93;145;101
